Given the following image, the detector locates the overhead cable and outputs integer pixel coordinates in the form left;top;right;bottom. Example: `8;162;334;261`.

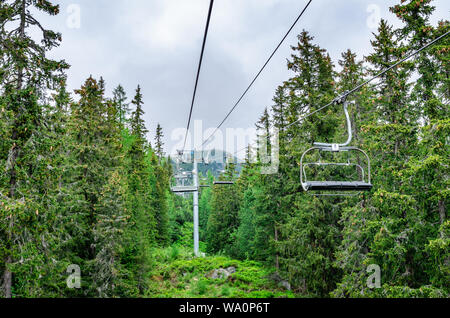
201;0;313;148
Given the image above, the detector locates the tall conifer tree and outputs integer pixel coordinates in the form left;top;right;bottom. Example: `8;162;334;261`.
0;0;68;297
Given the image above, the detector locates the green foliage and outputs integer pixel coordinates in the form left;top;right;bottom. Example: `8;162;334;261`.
192;279;209;295
199;171;213;241
206;160;241;255
178;222;194;249
146;246;295;298
199;1;449;299
168;193;193;243
113;84;130;126
233;188;257;260
0;0;448;299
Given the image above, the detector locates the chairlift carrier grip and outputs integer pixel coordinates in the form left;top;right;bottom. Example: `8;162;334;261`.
313;97;352;150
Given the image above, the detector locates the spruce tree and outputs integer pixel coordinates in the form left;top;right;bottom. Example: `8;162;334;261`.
255;108;271;163
61;76;127;296
206;157;241;254
154;123;165;160
198;170;213;241
391;0;445;122
124;85;156;294
278;31;341;296
153;152;170;246
130;85;148;143
113;84;130;126
0;0;68;297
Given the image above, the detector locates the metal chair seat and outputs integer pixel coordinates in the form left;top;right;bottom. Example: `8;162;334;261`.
171;186;198;193
213;181;234;185
303;181;373;191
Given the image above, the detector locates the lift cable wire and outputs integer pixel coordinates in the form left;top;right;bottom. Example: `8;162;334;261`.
181;0;215;154
201;0;313;148
233;29;450;157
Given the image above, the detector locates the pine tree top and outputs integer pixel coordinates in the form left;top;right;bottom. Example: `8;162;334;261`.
131;85;148;140
0;0;69;92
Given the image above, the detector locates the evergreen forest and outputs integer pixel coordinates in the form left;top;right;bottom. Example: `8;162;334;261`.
0;0;448;298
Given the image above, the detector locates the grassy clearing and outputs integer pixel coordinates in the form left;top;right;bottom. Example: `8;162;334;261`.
146;246;295;298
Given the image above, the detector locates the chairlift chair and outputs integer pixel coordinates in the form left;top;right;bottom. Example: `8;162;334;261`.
198;174;212;188
300;96;372;194
213;169;234;185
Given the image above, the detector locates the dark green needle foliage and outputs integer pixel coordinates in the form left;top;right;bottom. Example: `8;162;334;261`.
204;0;448;298
0;0;448;299
0;0;69;298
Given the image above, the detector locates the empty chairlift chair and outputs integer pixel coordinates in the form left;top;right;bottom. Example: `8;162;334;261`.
213;169;234;185
300;96;373;194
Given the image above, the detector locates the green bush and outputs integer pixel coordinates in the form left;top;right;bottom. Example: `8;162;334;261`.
193;279;209;296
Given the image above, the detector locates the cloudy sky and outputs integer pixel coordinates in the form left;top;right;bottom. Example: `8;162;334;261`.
36;0;449;158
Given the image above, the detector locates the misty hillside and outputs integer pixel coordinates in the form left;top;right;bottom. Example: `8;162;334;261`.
170;149;243;182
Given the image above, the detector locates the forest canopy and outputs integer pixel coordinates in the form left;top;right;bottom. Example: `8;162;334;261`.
0;0;448;298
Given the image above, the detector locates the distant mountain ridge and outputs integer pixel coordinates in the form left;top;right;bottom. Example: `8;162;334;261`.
170;149;243;181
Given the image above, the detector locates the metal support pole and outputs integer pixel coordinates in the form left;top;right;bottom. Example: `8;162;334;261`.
173;150;200;257
193;159;199;257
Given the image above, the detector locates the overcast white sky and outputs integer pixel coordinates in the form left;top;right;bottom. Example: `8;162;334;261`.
37;0;449;158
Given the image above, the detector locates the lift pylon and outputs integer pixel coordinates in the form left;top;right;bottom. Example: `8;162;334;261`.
171;150;201;257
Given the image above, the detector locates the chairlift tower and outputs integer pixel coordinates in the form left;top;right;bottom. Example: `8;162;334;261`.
192;157;199;257
171;149;233;256
170;149;201;257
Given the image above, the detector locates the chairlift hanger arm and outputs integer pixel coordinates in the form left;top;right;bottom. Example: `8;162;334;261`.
313;93;352;149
